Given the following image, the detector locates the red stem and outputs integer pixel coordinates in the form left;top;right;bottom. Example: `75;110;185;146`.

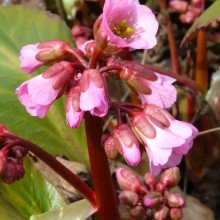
85;114;120;220
159;0;180;74
195;30;207;95
10;138;97;207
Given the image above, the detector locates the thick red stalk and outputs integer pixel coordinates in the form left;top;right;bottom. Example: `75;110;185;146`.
85;114;121;220
195;30;207;95
10;138;97;207
159;0;180;74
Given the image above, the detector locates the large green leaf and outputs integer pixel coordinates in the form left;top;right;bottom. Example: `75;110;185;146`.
30;199;97;220
0;196;26;220
0;157;66;219
0;6;89;166
181;0;220;46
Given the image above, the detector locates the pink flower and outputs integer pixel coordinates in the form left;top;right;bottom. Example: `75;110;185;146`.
94;0;158;52
19;43;45;74
66;86;84;128
138;73;177;109
80;69;109;117
16;61;74;118
132;105;198;176
19;40;71;74
113;124;141;166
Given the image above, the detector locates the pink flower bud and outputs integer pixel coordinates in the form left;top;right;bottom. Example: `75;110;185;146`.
166;193;185;207
144;172;158;190
20;40;71;74
118;190;139;206
143;191;164;208
169;207;183;220
169;0;188;13
65;85;84;128
128;204;145;219
154;205;169;220
113;124;141;166
116;167;142;192
160;167;181;189
101;134;118;159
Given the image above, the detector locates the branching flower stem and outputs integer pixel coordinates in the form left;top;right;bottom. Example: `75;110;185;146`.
6;138;97;208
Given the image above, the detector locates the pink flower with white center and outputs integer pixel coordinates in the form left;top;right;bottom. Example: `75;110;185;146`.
66;85;84;128
16;61;74;118
138;73;177;109
80;69;109;117
113;124;141;166
20;43;45;74
94;0;158;53
19;40;71;74
132;105;198;176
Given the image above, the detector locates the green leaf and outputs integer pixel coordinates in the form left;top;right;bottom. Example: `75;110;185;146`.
0;6;89;167
0;157;66;219
30;199;97;220
0;196;26;220
181;0;220;46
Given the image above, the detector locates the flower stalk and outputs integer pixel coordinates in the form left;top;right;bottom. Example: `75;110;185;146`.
85;114;120;220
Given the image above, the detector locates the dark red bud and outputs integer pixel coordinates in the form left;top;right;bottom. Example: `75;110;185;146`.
128;204;145;219
144;172;158;190
144;191;164;208
118;190;139;206
154;205;169;220
169;207;183;220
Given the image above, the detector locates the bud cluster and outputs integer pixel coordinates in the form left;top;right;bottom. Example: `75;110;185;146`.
169;0;204;23
0;125;27;184
116;167;185;220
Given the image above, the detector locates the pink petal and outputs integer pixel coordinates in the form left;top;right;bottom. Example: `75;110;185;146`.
28;75;60;105
120;142;141;166
19;43;44;74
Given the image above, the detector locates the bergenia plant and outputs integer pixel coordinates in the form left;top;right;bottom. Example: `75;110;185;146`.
2;0;213;219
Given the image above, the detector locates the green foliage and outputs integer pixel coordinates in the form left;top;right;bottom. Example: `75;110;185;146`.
0;6;89;166
0;158;66;219
30;199;97;220
181;0;220;46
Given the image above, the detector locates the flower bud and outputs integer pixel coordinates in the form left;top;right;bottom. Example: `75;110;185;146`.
154;205;169;220
10;146;28;159
169;207;183;220
113;124;141;166
101;134;118;159
143;191;164;208
36;40;71;63
116;167;142;192
169;0;188;13
2;158;25;184
0;150;7;175
160;167;181;189
128;204;145;219
118;190;139;206
166;193;185;207
144;172;158;190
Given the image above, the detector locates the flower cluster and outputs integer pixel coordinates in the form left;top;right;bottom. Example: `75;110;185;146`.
16;0;198;176
169;0;204;23
116;167;184;220
0;125;27;184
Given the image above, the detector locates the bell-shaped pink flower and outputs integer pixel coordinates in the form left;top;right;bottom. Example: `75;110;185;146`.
20;40;71;74
137;73;177;109
94;0;158;53
113;124;141;166
80;69;109;117
16;61;74;118
132;105;198;176
66;85;84;128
